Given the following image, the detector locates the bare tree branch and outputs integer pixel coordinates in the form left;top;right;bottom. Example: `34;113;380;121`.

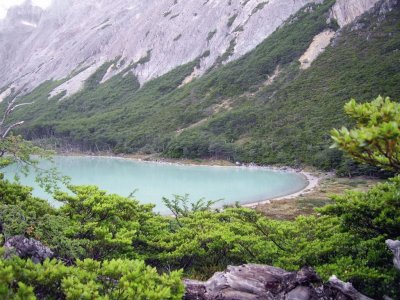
2;121;25;139
9;102;34;113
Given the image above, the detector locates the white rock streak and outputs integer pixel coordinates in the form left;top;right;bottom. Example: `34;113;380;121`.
299;29;336;69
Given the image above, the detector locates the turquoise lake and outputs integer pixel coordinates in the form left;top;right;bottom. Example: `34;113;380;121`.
3;156;308;213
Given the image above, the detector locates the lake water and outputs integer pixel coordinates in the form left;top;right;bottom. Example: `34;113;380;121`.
3;156;308;213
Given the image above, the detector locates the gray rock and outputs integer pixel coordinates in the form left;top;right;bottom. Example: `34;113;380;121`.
184;264;372;300
386;239;400;270
330;0;381;28
327;276;373;300
4;235;53;263
286;286;312;300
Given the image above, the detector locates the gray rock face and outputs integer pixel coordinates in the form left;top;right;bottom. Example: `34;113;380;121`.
330;0;381;27
377;0;400;17
4;235;54;263
0;0;319;96
386;239;400;270
0;0;387;99
184;264;372;300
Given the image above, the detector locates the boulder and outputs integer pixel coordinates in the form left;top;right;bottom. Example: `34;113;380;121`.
326;276;373;300
4;235;53;263
184;264;372;300
386;239;400;270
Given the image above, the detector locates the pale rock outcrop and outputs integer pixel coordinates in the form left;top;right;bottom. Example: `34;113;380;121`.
0;87;12;103
299;29;336;69
300;0;388;70
49;60;106;99
330;0;381;27
386;239;400;270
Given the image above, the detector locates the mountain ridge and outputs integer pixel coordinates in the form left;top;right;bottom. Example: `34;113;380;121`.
0;0;318;98
0;0;381;100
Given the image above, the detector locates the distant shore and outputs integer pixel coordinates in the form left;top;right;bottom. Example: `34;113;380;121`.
56;151;236;167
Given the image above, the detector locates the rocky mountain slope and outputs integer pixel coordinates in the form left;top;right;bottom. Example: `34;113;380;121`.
0;0;317;97
0;0;380;98
1;0;399;171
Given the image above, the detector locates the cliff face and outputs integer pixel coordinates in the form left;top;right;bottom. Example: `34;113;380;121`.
0;0;385;100
0;0;319;97
331;0;381;27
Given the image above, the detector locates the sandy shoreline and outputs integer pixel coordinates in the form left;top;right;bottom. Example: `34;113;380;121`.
242;171;320;208
56;152;322;206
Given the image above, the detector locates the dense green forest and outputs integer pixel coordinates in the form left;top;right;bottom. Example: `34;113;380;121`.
4;0;399;173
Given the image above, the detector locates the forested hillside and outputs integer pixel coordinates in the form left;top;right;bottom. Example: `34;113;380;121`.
5;0;400;172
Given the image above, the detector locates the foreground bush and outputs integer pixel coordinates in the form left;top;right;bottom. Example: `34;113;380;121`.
0;255;184;299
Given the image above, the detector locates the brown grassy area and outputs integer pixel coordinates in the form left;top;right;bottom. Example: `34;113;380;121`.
253;175;382;220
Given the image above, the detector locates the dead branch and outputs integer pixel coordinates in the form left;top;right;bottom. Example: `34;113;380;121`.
2;121;25;139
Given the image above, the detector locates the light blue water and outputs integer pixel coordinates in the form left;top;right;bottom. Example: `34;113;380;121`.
2;156;308;213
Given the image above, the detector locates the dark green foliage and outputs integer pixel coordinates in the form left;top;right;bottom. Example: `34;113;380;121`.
173;34;182;41
227;14;237;27
84;61;114;90
206;30;217;42
320;176;400;239
132;50;152;68
332;96;400;173
251;1;268;15
0;256;184;299
55;185;155;260
162;194;221;225
213;38;237;67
